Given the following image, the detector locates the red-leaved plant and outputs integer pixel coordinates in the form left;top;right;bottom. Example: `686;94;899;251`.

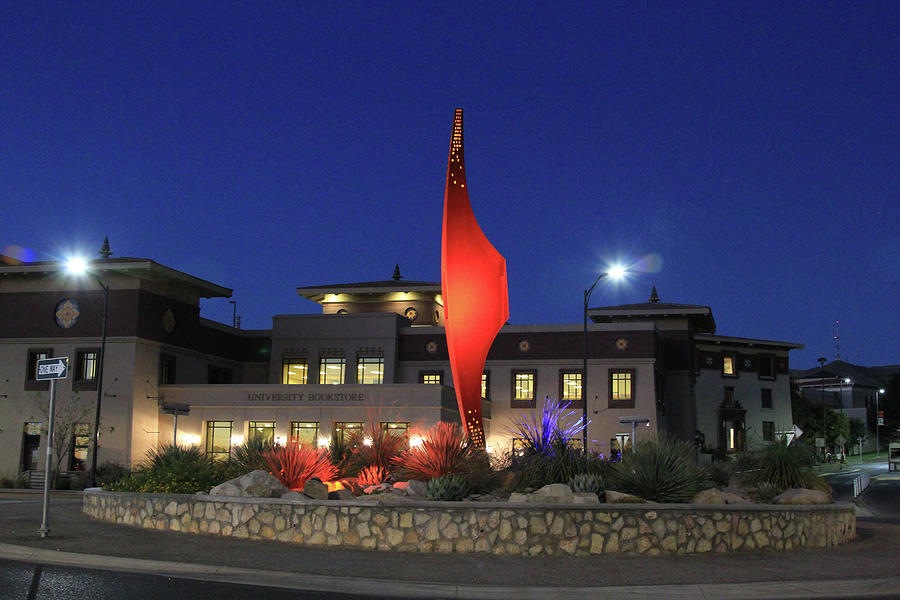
347;423;408;474
393;422;473;480
357;464;388;487
262;443;338;491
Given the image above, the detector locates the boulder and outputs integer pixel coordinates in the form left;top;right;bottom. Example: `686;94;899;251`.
508;492;529;504
721;487;754;503
604;490;647;503
280;491;312;502
302;477;329;500
572;492;601;504
691;488;727;504
393;479;427;496
364;482;393;495
209;470;288;498
532;483;575;503
339;478;364;496
328;488;357;500
772;488;831;505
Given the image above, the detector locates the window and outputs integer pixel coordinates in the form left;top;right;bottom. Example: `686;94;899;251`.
761;388;773;409
610;434;632;460
70;424;90;471
357;357;384;384
333;421;363;443
208;366;233;384
560;371;583;407
758;355;775;379
511;370;536;408
205;421;233;460
290;422;319;447
381;422;409;438
722;353;737;377
608;369;634;408
74;349;99;391
481;371;489;400
762;421;775;442
420;370;443;385
723;386;736;406
22;422;42;471
248;421;276;445
319;357;346;385
159;354;176;385
282;358;308;384
25;349;51;391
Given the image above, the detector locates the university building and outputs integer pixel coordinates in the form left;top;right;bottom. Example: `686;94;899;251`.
0;253;801;479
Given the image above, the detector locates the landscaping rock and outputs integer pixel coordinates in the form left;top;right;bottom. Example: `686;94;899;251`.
280;491;312;502
364;483;393;495
572;492;601;504
339;478;364;496
209;470;288;498
604;490;647;503
692;488;727;504
772;488;831;505
722;487;754;503
532;483;574;503
393;479;427;496
329;488;357;500
302;477;329;500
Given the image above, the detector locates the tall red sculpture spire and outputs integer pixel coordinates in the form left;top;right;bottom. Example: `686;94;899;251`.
441;109;509;447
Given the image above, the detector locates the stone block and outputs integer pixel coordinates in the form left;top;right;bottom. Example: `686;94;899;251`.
210;470;288;498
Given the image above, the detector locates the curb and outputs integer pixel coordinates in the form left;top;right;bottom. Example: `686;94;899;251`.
0;543;898;599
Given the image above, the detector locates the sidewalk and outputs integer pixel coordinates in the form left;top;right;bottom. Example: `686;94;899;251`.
0;490;898;599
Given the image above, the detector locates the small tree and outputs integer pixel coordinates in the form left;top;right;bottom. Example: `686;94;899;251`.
35;394;93;488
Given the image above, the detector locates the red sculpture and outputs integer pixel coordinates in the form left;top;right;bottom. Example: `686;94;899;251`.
441;109;509;448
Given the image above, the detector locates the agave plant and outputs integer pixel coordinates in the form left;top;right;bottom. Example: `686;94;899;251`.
606;435;707;503
232;436;276;472
425;474;471;501
357;464;389;487
393;422;473;480
262;443;338;490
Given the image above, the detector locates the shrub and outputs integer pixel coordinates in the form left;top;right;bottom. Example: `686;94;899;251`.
328;435;355;477
512;448;607;491
0;474;29;489
425;474;470;501
95;462;130;487
739;440;821;493
232;437;275;472
706;460;734;488
393;422;473;480
263;443;338;490
455;449;503;494
606;435;707;503
105;444;226;494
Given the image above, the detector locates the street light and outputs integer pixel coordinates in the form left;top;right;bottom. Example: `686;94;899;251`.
65;255;110;488
582;265;626;451
876;388;885;457
817;357;827;452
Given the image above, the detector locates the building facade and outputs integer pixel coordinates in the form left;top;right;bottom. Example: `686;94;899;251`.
0;255;801;480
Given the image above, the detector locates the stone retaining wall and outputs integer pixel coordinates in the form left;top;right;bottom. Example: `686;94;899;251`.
83;490;855;556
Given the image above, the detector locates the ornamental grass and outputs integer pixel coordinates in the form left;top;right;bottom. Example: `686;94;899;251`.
262;443;338;490
606;435;707;503
393;422;474;480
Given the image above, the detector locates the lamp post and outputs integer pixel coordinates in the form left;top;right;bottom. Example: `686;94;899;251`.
876;388;885;457
582;265;625;452
817;357;827;453
65;256;110;488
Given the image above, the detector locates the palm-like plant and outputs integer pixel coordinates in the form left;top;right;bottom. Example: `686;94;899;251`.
262;443;338;490
393;422;473;480
507;397;586;458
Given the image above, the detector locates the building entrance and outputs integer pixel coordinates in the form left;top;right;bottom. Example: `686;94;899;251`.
21;422;42;471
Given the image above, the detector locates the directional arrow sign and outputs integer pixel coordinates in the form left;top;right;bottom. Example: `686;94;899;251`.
36;357;68;380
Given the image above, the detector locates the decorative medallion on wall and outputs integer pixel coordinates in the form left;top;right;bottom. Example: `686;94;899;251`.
615;337;628;351
404;307;418;322
55;299;81;329
517;339;531;353
162;308;177;334
705;356;714;366
425;340;438;354
744;359;752;368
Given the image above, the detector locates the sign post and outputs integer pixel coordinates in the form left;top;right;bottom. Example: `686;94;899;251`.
36;357;68;538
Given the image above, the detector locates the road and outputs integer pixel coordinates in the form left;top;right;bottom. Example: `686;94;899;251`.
826;461;899;521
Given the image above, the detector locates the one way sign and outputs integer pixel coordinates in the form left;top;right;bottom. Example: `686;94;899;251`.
36;357;69;380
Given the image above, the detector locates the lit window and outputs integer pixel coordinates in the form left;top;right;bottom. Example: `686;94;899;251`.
481;372;489;399
381;422;409;438
159;354;176;385
609;370;634;407
74;349;100;391
248;421;275;445
420;371;443;385
282;358;308;384
290;422;318;447
205;421;233;460
722;354;737;377
70;424;90;471
512;370;536;407
357;357;384;384
560;371;582;404
333;421;363;443
319;357;345;385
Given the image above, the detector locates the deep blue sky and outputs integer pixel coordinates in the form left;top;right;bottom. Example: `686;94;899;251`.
2;2;898;368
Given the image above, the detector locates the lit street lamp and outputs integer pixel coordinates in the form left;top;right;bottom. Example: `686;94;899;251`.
876;388;885;457
582;265;626;451
65;253;110;488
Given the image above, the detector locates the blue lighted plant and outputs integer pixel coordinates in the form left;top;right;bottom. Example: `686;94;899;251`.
507;396;587;458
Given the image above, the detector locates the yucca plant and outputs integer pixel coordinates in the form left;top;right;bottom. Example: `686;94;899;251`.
425;474;470;501
347;423;407;475
743;439;820;492
262;443;338;490
607;435;707;503
105;444;226;494
393;422;473;480
232;436;276;472
357;464;389;487
506;397;586;458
